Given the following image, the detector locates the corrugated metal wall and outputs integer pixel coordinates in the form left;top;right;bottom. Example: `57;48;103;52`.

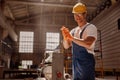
92;2;120;69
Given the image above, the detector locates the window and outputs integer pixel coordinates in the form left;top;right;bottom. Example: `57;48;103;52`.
21;60;33;69
19;31;34;53
46;32;60;51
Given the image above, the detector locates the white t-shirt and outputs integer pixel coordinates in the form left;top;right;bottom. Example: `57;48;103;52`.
70;23;97;55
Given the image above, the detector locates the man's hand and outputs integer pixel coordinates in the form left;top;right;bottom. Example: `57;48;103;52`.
61;26;74;41
66;33;74;41
61;26;69;40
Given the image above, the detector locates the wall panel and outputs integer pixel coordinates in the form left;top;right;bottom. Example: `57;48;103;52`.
92;2;120;69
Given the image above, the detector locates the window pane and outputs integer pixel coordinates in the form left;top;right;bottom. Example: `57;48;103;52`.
21;60;33;69
46;32;60;50
19;31;34;53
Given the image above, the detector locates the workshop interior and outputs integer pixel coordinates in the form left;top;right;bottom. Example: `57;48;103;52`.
0;0;120;80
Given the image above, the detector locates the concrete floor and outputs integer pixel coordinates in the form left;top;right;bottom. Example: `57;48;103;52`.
35;76;119;80
96;76;119;80
0;76;119;80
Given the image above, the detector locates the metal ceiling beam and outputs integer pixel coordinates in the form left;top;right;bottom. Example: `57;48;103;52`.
6;0;96;9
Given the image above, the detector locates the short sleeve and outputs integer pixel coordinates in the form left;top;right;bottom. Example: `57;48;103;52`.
70;28;76;36
86;24;97;40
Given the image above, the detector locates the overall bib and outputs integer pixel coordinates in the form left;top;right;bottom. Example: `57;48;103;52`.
72;24;95;80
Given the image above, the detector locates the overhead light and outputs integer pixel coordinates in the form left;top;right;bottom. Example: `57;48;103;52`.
60;0;63;2
41;0;44;2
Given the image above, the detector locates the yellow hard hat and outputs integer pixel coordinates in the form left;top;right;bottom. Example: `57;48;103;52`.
72;2;87;13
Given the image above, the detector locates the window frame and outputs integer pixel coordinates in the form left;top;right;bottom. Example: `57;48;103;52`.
19;31;34;53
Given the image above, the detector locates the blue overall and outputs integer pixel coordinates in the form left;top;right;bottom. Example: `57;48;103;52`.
72;25;95;80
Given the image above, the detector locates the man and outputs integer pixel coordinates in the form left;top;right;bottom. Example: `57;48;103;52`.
61;2;97;80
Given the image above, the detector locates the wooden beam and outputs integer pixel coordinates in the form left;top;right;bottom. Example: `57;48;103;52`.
26;5;29;17
0;9;18;41
6;0;73;8
14;22;62;27
6;0;96;9
15;13;73;23
6;4;15;20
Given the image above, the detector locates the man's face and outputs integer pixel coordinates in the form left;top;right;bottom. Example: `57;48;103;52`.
74;12;86;23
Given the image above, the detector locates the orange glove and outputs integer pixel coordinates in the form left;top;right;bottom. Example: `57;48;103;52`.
61;26;70;40
66;32;74;41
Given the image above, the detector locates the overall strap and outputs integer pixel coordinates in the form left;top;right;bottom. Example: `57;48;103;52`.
80;23;91;39
72;23;91;37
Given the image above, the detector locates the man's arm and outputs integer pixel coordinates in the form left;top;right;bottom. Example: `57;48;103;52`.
61;26;72;49
72;36;96;49
63;39;72;49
